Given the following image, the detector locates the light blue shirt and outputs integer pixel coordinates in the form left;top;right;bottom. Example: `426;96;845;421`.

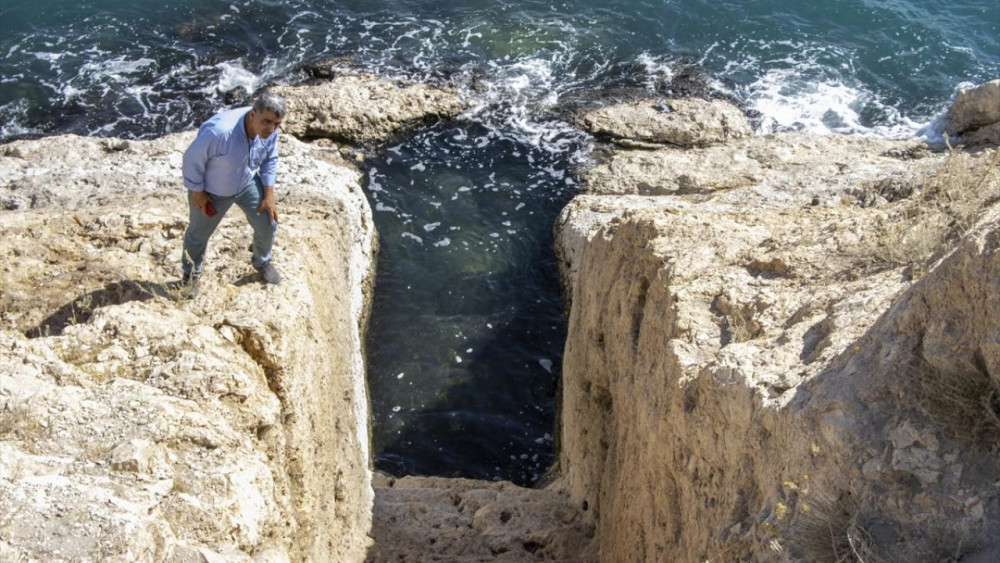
182;107;279;196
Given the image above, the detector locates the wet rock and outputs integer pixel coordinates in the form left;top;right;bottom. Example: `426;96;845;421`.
222;86;249;106
961;121;1000;147
298;56;354;80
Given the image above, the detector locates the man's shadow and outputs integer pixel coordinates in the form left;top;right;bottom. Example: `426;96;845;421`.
27;280;166;338
26;272;264;338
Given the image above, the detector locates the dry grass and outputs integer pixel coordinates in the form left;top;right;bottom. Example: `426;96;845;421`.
782;489;886;563
903;356;1000;445
782;489;976;563
867;144;999;271
0;404;42;441
794;510;883;562
713;294;765;345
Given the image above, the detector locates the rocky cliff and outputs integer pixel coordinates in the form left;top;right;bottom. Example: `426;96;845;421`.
3;72;998;563
554;81;1000;561
0;129;377;561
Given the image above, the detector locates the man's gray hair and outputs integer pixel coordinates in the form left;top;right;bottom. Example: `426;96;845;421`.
252;91;287;118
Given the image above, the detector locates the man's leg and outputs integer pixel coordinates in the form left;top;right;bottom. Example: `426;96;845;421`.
233;176;279;277
182;191;233;279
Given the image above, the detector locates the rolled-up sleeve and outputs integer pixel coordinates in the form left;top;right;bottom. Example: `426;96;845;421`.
259;135;279;187
182;131;216;192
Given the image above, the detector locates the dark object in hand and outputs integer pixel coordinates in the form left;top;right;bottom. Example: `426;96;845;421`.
205;201;217;217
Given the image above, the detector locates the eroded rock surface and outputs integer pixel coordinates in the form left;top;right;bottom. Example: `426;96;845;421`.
273;75;470;144
575;98;753;148
6;75;1000;563
579;132;933;197
0;133;377;562
945;79;1000;139
366;474;595;563
554;94;1000;561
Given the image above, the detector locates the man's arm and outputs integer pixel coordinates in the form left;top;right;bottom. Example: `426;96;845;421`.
258;184;277;223
182;131;217;213
257;135;280;223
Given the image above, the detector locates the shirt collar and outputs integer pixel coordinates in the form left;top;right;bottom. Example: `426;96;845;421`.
240;110;253;145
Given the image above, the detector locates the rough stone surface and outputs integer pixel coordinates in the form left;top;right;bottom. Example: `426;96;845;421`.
945;79;1000;136
0;132;377;562
576;98;753;148
273;75;470;144
366;474;595;562
555;126;1000;561
580;132;934;196
5;75;1000;563
962;120;1000;147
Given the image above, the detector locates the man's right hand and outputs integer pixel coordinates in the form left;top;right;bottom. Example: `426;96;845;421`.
190;190;211;215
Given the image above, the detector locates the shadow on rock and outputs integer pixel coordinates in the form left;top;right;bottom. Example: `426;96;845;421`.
27;280;168;338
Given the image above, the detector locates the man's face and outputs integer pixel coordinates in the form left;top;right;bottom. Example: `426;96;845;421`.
248;109;283;139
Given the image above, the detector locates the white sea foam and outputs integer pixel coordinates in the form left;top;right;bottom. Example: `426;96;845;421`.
456;54;591;161
747;69;928;138
208;59;261;95
0;99;40;139
637;52;675;89
80;56;156;80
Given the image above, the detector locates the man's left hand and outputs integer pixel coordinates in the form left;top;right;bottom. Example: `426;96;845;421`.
258;186;278;223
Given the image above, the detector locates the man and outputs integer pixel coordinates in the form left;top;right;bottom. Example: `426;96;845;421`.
180;91;287;297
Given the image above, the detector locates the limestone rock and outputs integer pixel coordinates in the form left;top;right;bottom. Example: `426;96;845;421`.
962;120;1000;147
0;132;377;562
273;75;471;144
945;79;1000;136
366;474;595;562
576;98;752;147
580;131;934;197
556;122;1000;561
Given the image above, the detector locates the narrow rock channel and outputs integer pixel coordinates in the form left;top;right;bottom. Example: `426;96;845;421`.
361;121;579;486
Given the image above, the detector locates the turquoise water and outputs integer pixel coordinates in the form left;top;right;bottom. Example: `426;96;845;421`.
2;0;997;484
2;0;997;139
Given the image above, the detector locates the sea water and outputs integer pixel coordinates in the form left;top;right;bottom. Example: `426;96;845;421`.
2;0;997;484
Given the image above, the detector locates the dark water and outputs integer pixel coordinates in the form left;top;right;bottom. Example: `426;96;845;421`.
2;0;997;485
364;122;581;483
